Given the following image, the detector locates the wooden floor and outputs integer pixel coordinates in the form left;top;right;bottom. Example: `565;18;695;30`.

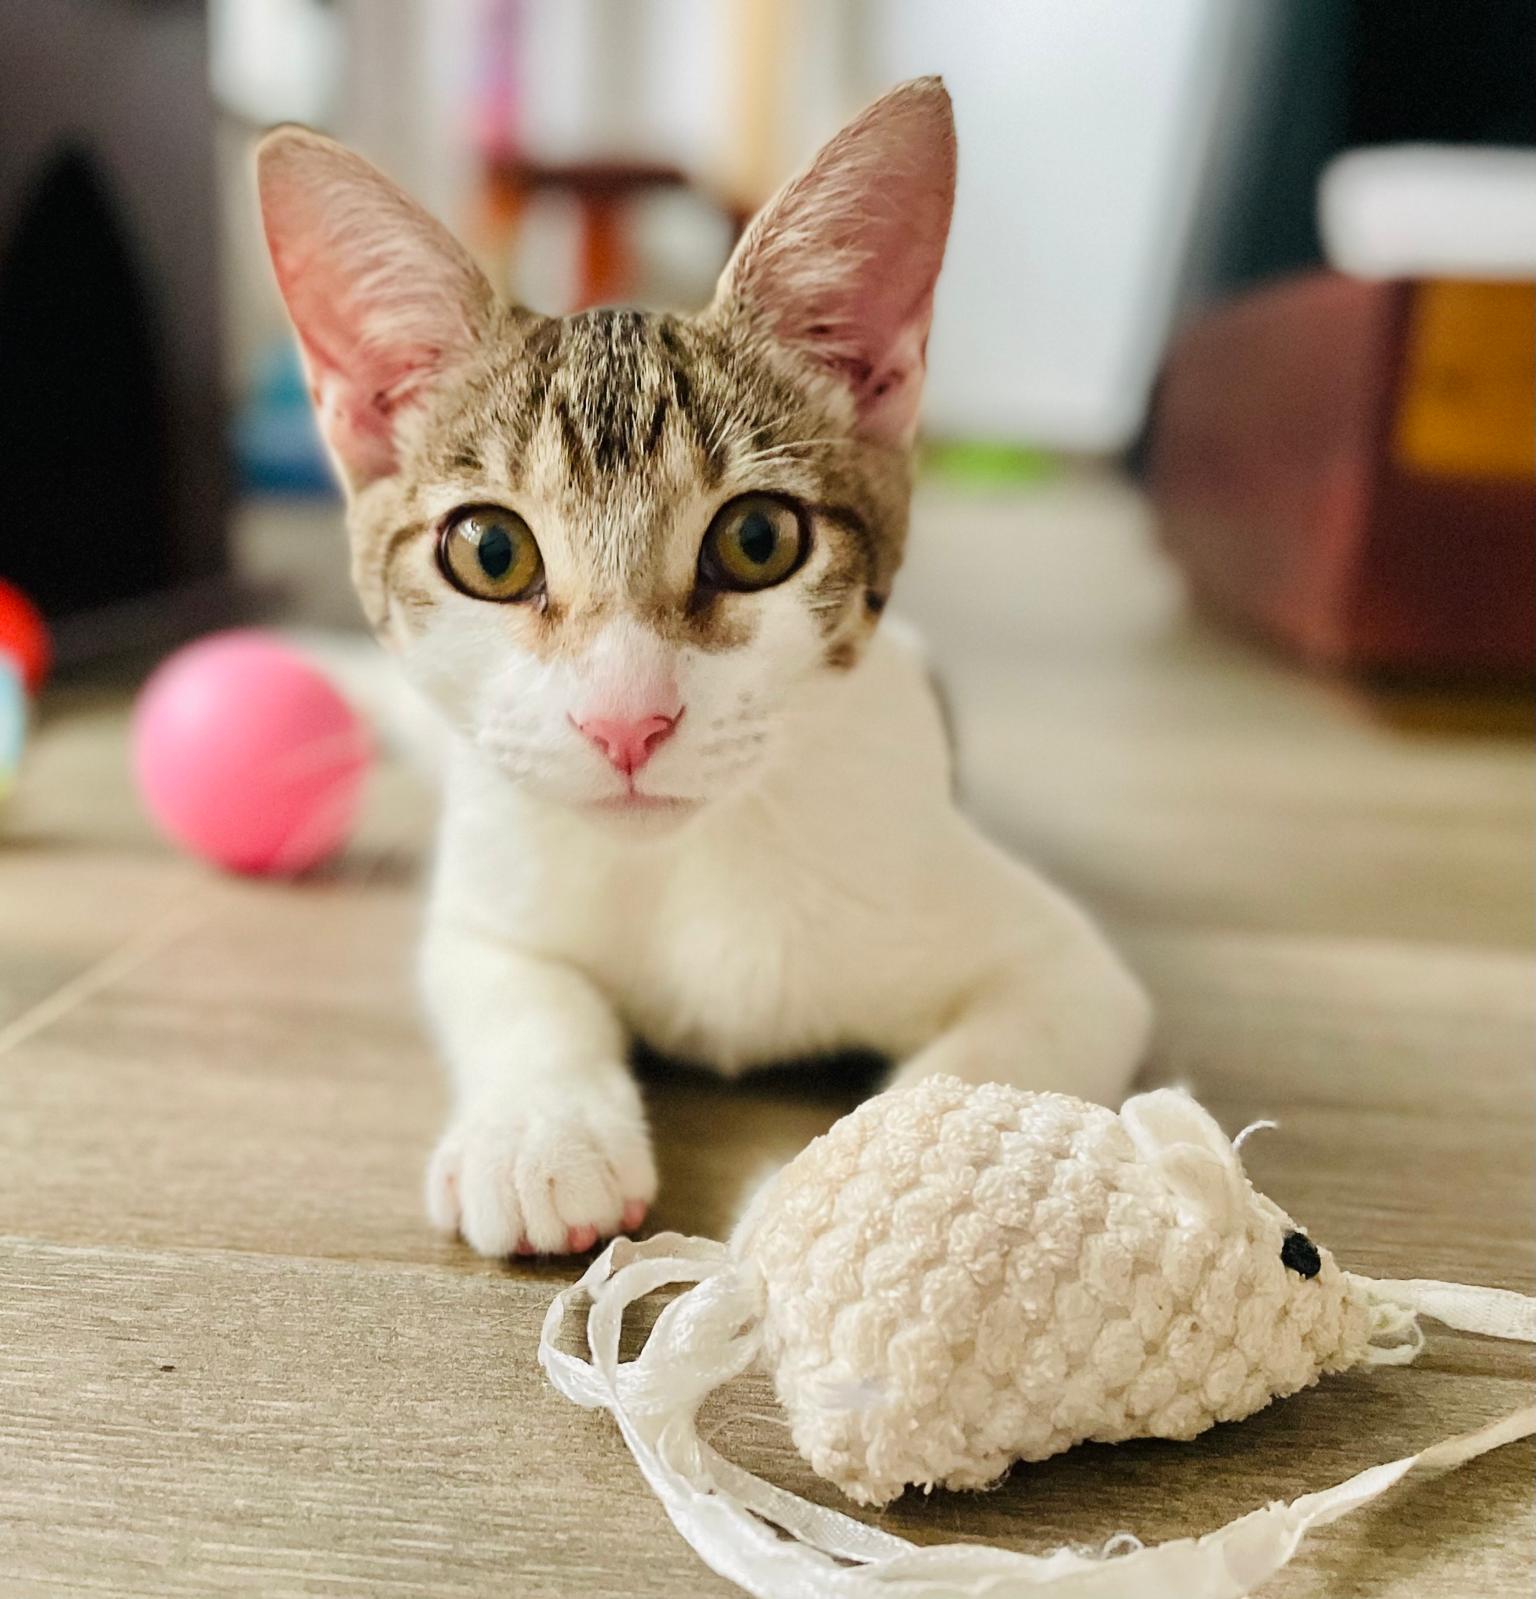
2;473;1531;1597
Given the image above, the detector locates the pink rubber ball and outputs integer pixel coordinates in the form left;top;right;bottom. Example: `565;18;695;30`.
133;631;371;876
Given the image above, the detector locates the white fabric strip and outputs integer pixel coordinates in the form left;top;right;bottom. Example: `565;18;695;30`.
540;1238;1536;1599
1359;1275;1536;1343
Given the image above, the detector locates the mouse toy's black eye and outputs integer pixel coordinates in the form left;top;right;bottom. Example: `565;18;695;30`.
438;508;544;602
1281;1231;1322;1278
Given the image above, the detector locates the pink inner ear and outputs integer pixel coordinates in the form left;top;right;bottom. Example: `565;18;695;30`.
258;132;492;490
266;216;458;488
302;330;444;489
719;80;956;448
838;294;938;449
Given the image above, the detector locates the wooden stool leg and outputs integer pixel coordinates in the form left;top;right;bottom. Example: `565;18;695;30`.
576;193;629;309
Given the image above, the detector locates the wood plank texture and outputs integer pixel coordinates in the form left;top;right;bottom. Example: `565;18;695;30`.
1;476;1530;1596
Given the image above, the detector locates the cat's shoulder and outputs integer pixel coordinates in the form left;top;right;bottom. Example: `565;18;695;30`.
856;616;953;746
871;612;932;670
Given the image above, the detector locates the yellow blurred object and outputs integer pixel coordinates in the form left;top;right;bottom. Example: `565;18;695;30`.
1394;280;1536;481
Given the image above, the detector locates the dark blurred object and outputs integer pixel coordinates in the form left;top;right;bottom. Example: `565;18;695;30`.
1197;1;1536;299
1347;2;1536;148
1148;272;1534;680
0;0;235;666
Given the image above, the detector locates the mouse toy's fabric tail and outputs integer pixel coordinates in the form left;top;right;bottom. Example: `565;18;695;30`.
541;1235;1534;1599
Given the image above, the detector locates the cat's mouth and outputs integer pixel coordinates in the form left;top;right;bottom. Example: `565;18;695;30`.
587;791;700;816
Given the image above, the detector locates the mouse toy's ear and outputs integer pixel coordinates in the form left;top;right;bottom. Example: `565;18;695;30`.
710;77;957;450
1121;1088;1249;1229
256;128;499;493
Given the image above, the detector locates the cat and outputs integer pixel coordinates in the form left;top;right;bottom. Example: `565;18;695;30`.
256;77;1151;1258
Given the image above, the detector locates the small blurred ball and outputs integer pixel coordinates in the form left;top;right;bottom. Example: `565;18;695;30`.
0;658;24;804
0;581;52;696
132;631;371;876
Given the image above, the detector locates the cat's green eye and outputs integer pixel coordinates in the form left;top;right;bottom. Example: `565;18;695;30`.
438;508;544;603
699;495;808;592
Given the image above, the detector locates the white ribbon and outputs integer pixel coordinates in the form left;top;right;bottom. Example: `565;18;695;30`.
1359;1275;1536;1343
540;1240;1536;1599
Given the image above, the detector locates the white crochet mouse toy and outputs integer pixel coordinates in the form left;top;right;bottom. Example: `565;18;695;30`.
543;1077;1535;1598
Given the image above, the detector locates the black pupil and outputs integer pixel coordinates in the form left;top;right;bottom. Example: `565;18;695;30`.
476;523;514;579
737;511;778;566
1280;1231;1322;1278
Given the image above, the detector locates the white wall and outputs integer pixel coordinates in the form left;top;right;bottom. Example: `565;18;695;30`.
874;0;1242;449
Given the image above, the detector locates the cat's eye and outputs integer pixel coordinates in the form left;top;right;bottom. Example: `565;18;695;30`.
698;495;808;592
438;508;544;603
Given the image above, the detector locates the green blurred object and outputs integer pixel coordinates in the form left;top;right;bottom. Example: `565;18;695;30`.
922;440;1060;486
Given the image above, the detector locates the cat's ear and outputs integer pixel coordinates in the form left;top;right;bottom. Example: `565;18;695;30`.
256;128;497;492
712;77;956;449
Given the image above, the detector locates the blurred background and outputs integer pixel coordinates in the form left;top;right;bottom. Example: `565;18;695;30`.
0;0;1533;889
0;0;1532;680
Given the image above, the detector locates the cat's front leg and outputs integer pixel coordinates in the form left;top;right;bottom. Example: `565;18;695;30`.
420;923;656;1257
888;916;1153;1106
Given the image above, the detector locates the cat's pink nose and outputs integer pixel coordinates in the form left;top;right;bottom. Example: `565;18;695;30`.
577;710;682;776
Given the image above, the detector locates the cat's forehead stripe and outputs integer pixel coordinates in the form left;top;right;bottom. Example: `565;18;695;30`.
499;309;816;487
540;310;725;481
553;398;592;494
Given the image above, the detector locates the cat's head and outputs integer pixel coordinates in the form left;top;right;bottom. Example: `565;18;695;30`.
257;79;954;828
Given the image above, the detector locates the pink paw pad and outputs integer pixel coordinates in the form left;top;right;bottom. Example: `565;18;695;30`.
621;1199;649;1233
565;1224;599;1254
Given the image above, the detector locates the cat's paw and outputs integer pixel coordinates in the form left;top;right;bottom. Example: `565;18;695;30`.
426;1093;657;1257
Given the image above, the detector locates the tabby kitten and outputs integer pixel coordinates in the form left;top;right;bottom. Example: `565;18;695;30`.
257;78;1150;1257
